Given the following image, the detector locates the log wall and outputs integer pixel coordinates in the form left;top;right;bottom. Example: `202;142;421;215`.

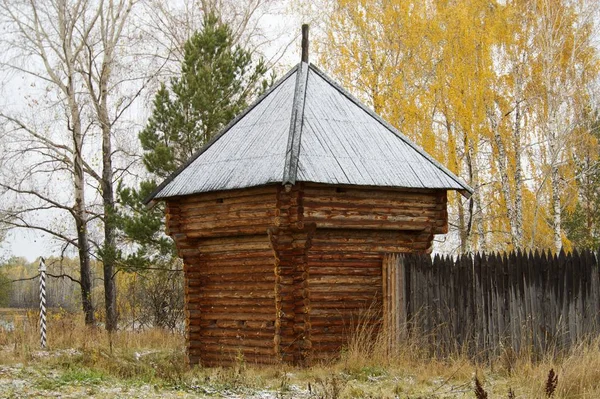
166;186;279;366
302;185;448;234
303;184;446;361
164;183;449;366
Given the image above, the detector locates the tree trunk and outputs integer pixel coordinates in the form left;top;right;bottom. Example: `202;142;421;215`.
511;57;526;248
87;0;136;332
551;163;562;251
99;65;118;332
513;96;524;248
101;116;118;332
467;137;485;251
69;93;95;325
61;0;95;323
445;117;469;253
490;111;519;249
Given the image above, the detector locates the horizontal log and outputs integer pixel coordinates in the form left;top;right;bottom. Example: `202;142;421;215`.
181;220;272;234
312;219;431;231
304;205;443;219
184;226;269;238
189;305;275;314
309;276;381;285
193;261;274;271
433;224;448;234
190;327;275;339
185;232;273;248
177;248;201;257
304;300;379;310
309;316;380;327
186;273;275;283
175;185;277;204
309;284;380;293
308;308;379;317
188;290;275;300
175;216;273;231
179;209;277;226
200;250;275;260
309;242;430;252
185;297;274;307
187;281;275;290
179;198;276;215
188;311;275;321
303;184;444;200
193;319;275;329
309;266;381;275
194;336;274;348
308;252;383;261
309;292;380;301
189;319;275;329
190;267;274;276
303;198;445;210
196;234;270;246
313;228;432;242
189;343;275;356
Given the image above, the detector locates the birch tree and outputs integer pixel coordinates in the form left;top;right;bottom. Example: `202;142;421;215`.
0;0;150;330
529;0;597;251
77;0;140;332
485;0;533;249
0;0;101;324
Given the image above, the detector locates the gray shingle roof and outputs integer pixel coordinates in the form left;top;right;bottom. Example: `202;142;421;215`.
146;63;473;203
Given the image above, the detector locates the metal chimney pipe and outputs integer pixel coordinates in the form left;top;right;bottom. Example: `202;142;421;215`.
301;24;309;63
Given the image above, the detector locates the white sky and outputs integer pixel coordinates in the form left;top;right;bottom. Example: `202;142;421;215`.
1;229;47;262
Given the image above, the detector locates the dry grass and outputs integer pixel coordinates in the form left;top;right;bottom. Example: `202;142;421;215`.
0;309;186;384
2;309;600;398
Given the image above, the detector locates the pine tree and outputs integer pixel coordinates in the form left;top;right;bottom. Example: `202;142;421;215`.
118;13;273;273
139;12;271;179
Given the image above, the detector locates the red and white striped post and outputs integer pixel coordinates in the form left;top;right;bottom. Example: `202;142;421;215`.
38;257;47;349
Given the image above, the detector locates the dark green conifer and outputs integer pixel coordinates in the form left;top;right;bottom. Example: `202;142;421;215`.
118;13;273;270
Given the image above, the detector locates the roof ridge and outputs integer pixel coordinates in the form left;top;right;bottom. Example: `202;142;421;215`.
307;64;473;198
144;64;300;205
282;62;309;185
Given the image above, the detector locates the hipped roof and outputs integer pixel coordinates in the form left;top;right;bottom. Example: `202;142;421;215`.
146;63;473;204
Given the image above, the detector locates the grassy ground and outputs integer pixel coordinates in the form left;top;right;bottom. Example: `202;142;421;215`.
1;309;600;398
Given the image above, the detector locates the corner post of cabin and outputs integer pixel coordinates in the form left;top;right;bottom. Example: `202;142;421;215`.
269;182;314;365
164;198;203;365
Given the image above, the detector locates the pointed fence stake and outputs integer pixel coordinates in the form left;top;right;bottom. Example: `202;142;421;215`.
39;257;47;349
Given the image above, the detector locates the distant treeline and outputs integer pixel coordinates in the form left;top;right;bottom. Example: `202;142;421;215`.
0;257;183;330
0;257;84;310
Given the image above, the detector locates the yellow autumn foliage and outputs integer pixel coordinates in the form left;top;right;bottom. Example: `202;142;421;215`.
319;0;599;253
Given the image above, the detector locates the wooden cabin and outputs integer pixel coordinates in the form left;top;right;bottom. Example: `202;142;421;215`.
145;30;473;367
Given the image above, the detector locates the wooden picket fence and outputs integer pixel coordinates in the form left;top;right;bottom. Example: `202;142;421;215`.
382;250;600;358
